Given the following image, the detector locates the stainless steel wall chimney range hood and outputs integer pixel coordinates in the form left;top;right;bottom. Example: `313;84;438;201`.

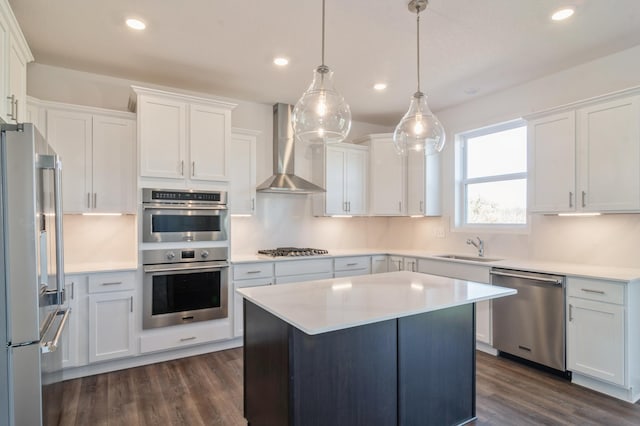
256;103;325;194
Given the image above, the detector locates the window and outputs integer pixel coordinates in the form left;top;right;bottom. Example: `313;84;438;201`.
457;121;527;228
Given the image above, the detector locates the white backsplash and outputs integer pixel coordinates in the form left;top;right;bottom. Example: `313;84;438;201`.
63;215;137;266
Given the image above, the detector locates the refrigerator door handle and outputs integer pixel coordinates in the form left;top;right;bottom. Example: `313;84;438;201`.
41;308;70;353
53;155;66;305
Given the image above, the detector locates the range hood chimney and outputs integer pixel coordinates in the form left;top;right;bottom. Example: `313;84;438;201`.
256;103;325;194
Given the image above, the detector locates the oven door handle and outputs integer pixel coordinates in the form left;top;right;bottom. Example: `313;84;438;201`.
144;262;229;273
143;204;228;211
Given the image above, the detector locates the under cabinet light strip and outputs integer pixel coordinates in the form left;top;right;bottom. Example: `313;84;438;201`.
557;212;601;217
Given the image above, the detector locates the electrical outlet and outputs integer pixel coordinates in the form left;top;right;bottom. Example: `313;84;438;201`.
434;226;445;238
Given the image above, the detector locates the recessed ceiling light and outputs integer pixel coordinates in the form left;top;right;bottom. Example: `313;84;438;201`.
273;57;289;66
126;18;146;30
373;83;387;91
551;8;575;21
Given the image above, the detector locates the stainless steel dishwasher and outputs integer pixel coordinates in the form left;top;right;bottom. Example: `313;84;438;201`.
491;268;566;372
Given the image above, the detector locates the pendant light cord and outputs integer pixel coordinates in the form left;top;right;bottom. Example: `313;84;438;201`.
321;0;326;67
416;10;421;93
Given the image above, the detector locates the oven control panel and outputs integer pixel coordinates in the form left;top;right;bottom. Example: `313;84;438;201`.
142;188;227;205
143;247;228;265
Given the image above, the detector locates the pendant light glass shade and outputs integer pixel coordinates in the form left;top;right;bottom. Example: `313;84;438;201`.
292;0;351;145
393;91;445;156
393;0;445;156
293;65;351;144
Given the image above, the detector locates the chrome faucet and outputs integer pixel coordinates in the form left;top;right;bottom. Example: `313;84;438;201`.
466;237;484;257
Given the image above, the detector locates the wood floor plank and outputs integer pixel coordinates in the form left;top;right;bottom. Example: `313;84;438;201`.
60;348;640;425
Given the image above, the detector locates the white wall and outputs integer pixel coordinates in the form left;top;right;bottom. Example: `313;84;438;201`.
27;63;391;259
383;44;640;268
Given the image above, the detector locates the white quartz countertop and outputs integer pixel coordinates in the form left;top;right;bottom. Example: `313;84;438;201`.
65;262;138;274
237;271;516;335
231;249;640;282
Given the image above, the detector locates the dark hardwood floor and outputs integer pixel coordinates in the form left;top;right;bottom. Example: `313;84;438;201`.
60;348;640;425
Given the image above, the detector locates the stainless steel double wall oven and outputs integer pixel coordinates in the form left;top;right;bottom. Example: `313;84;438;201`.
141;189;230;330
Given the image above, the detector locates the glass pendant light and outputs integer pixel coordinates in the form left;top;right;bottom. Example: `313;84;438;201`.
393;0;445;156
293;0;351;144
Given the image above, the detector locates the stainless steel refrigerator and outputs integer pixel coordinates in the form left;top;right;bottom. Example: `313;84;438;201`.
1;123;69;426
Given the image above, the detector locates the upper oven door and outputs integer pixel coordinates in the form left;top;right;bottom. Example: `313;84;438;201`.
142;206;228;243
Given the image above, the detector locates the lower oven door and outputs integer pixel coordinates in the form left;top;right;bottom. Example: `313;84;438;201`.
143;261;229;329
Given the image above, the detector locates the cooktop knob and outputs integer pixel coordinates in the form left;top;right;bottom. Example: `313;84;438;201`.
201;250;209;259
166;251;176;260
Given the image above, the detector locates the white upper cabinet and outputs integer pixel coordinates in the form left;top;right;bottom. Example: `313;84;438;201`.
528;111;576;213
131;86;236;184
312;142;368;216
578;96;640;212
356;134;406;216
46;103;136;214
527;91;640;214
229;128;259;215
0;0;33;124
407;150;441;216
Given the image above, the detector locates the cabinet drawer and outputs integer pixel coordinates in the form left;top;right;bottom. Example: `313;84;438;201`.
334;256;370;271
567;278;624;305
88;272;135;293
140;320;232;354
233;262;274;280
234;277;273;289
275;272;334;285
275;259;333;277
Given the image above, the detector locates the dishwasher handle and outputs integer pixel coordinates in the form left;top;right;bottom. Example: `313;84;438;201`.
490;269;564;286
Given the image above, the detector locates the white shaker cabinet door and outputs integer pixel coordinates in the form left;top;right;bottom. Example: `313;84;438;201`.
567;297;625;386
369;137;405;215
46;109;93;213
578;96;640;212
229;129;258;214
325;147;347;214
189;103;231;181
345;148;368;215
527;111;576;213
92;116;136;213
138;95;186;179
88;291;136;363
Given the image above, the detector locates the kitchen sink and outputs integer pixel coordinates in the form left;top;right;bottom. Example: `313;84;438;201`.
434;254;502;263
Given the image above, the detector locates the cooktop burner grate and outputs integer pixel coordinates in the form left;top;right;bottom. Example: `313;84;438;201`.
258;247;329;257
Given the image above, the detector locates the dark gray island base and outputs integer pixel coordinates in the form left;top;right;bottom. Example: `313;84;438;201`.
243;300;476;426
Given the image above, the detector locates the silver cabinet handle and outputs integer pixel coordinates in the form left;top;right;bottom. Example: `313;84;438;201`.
6;95;16;121
399;201;402;212
87;193;91;208
420;200;424;213
70;282;74;300
130;296;133;313
251;198;255;212
569;304;573;322
14;98;18;122
93;193;97;209
346;263;358;267
246;270;262;274
179;160;184;176
192;161;195;177
582;191;586;208
343;201;347;212
180;336;197;342
101;281;122;286
581;288;605;295
569;192;573;208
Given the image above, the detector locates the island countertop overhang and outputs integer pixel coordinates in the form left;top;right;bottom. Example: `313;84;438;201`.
237;271;517;335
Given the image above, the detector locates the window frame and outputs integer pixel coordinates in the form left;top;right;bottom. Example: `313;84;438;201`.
455;119;529;233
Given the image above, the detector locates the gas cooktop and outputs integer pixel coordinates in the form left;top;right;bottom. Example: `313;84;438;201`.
258;247;329;257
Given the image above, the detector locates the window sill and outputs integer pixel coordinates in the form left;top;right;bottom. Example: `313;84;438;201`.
451;222;531;235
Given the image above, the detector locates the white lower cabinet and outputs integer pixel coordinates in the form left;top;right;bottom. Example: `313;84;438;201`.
334;256;371;278
418;258;492;345
567;278;626;386
232;261;274;337
389;256;417;272
274;259;333;284
371;255;388;274
86;272;136;363
62;275;82;369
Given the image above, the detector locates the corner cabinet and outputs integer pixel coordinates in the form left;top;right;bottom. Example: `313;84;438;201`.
131;86;236;183
0;0;33;124
312;142;368;216
229;128;259;215
355;133;441;217
45;102;136;214
566;277;640;403
527;91;640;214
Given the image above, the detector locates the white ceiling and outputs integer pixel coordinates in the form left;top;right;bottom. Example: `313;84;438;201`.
9;0;640;125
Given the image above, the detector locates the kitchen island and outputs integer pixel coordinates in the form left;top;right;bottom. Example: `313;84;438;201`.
237;271;516;426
